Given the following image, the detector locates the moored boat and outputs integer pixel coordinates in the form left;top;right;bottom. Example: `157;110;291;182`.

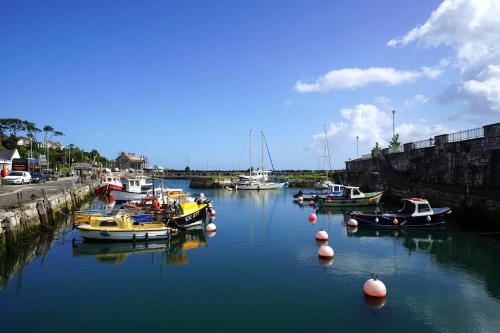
293;184;344;201
76;212;173;241
167;201;208;229
318;186;383;207
349;198;452;227
94;174;123;195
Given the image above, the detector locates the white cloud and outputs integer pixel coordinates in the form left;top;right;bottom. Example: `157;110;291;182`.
405;94;430;108
375;96;392;106
396;121;452;142
388;0;500;114
307;104;451;156
462;65;500;112
294;66;440;93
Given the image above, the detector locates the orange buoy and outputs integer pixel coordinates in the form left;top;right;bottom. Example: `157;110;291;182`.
363;274;387;298
318;245;334;259
308;213;317;223
315;230;328;241
392;218;399;225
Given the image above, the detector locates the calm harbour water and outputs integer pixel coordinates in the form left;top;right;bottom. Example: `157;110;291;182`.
1;179;500;332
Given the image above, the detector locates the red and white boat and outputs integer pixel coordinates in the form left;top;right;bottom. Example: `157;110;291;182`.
95;174;123;195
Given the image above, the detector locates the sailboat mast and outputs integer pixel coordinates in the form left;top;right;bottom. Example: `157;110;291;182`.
249;129;252;178
261;130;264;173
323;125;332;179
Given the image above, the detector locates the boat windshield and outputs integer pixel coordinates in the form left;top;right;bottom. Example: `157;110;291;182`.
398;201;416;215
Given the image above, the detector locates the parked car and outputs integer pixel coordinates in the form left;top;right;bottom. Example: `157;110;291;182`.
31;171;48;183
2;171;31;185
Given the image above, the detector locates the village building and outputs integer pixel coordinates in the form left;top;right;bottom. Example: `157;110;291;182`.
0;148;20;171
115;152;146;170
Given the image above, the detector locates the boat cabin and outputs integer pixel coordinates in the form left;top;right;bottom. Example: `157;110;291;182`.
343;186;365;199
239;169;272;182
398;198;434;217
122;178;143;193
100;174;122;186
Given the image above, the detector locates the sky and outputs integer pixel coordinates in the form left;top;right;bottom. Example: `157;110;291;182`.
2;0;500;169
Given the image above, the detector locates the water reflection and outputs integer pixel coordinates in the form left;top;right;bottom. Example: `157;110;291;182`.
0;216;74;289
72;228;207;266
346;226;500;299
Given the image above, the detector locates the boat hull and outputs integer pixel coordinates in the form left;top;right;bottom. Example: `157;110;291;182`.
350;207;452;227
237;182;288;190
110;189;148;202
168;205;208;229
319;191;383;207
78;228;171;241
95;184;123;195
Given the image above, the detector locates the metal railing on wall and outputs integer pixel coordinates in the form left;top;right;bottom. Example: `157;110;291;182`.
448;127;484;143
413;138;435;149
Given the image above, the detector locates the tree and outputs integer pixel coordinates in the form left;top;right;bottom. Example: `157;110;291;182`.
373;142;381;151
389;134;401;148
2;118;25;137
185;166;191;172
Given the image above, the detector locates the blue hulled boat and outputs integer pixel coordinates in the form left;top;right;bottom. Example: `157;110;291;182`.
350;198;452;227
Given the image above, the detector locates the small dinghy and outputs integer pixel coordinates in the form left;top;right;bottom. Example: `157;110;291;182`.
350;198;452;227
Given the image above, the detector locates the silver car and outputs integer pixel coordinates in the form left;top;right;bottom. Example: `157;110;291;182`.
2;171;32;185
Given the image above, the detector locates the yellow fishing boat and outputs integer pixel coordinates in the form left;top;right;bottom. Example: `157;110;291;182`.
77;213;175;241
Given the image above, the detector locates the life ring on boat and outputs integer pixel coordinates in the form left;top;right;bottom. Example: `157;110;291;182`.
154;200;161;210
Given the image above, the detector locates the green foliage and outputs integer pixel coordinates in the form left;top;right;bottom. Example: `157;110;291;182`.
389;134;401;147
185;166;191;172
373;142;381;151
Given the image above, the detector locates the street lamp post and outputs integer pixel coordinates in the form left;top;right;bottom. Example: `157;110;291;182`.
356;136;359;158
392;110;396;137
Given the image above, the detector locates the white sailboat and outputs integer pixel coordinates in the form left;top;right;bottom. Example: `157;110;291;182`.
236;130;287;190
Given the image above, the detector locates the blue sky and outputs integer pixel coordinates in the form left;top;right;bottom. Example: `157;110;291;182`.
2;0;499;169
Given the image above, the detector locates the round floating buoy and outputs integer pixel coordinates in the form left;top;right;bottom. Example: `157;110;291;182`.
308;213;317;223
347;226;358;234
363;274;387;298
206;231;217;238
427;215;431;222
315;230;328;241
206;223;217;232
318;245;334;259
107;192;115;204
392;218;399;225
348;218;358;227
209;209;217;217
297;196;304;202
375;217;379;223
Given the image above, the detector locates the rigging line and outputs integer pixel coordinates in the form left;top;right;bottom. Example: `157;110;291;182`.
262;134;276;172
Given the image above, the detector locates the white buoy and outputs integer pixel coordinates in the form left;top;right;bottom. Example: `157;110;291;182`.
315;230;329;241
348;218;358;226
209;209;217;217
347;226;358;234
318;245;334;259
206;231;217;238
363;274;387;298
297;196;304;202
206;223;217;232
